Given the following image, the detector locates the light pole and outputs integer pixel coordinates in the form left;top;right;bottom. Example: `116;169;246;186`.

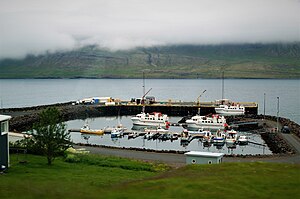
197;90;207;115
277;97;279;133
263;93;266;119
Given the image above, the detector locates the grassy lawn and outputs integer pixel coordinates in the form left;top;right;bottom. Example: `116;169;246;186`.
0;154;159;199
101;162;300;199
1;154;299;199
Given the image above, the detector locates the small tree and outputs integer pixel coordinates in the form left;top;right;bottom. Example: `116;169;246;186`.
31;107;71;165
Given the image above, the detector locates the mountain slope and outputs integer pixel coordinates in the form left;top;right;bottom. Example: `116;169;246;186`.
0;43;299;78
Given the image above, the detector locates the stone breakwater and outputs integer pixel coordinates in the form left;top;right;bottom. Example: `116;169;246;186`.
227;114;300;139
2;103;101;132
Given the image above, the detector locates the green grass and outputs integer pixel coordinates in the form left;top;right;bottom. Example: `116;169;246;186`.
1;154;299;199
0;154;160;199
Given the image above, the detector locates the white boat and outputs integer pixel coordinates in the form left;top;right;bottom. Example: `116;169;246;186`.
185;114;227;131
238;135;249;145
188;128;211;138
111;128;124;138
144;126;169;134
211;130;226;143
225;129;238;144
202;131;213;142
215;104;245;115
131;112;169;127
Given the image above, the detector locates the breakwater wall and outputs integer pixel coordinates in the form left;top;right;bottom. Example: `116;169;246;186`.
3;102;257;132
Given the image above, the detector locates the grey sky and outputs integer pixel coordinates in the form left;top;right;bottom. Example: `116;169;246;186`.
0;0;299;59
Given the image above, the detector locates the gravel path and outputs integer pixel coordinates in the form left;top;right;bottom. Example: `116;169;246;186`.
74;144;300;167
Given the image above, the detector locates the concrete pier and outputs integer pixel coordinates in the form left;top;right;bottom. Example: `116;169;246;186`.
94;101;258;116
1;100;258;132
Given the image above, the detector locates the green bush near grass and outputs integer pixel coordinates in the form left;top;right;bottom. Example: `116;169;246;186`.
64;151;170;172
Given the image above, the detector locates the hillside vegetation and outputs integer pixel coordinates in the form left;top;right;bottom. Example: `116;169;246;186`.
0;43;299;78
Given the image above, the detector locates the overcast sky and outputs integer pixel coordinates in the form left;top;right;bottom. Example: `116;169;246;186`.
0;0;299;59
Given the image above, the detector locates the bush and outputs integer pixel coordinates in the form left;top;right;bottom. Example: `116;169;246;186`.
64;150;169;172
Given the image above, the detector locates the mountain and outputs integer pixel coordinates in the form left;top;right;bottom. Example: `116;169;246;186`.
0;43;299;79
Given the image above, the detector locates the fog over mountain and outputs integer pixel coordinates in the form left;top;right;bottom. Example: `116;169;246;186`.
0;0;299;59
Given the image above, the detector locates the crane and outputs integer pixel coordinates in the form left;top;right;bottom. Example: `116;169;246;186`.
197;89;206;115
141;88;152;113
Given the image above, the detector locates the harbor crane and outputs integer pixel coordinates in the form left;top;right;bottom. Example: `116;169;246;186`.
141;88;152;113
197;89;206;115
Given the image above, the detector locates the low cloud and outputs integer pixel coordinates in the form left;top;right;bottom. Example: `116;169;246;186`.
0;0;299;59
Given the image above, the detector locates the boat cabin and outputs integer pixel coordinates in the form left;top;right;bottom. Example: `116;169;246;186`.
185;151;224;165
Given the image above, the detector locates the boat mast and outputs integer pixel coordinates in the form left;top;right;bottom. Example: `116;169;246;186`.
222;71;224;100
142;72;146;113
143;72;145;100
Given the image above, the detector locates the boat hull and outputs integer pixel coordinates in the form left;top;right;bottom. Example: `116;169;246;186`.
131;119;167;127
215;108;245;116
80;129;104;135
186;123;225;131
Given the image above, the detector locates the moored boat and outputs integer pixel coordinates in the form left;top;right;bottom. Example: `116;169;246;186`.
225;129;238;144
215;104;245;115
111;128;123;138
80;124;104;135
238;135;249;145
185;114;227;131
131;112;169;127
211;130;226;143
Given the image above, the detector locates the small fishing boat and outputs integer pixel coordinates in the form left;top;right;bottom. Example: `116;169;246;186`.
144;126;169;133
211;130;226;143
111;128;123;138
225;129;238;144
238;135;249;145
80;124;104;135
185;114;227;131
180;129;190;143
202;131;213;142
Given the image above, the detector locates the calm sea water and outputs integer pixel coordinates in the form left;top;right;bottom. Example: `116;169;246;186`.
0;79;299;123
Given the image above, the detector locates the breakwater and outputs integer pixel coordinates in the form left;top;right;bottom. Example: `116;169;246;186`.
2;101;257;132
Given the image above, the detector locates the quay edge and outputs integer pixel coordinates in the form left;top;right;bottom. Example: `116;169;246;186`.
2;101;258;132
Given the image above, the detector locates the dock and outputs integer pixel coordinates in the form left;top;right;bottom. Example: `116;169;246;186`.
88;100;258;117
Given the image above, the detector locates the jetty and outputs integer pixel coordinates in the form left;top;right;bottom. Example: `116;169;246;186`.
1;99;257;133
80;100;258;117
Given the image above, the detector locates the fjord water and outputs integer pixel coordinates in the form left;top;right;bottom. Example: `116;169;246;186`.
0;79;299;123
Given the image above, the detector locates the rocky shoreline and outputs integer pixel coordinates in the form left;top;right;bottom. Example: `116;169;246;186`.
1;103;299;156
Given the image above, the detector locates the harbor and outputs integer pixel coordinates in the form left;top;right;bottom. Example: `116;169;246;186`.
66;116;271;156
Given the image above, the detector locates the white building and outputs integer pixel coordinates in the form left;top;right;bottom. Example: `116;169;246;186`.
185;151;224;165
0;115;12;172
